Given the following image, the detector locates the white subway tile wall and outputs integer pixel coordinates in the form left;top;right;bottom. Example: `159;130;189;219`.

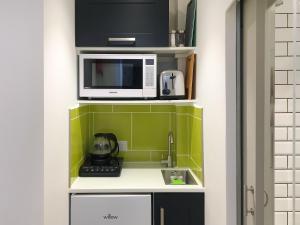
275;1;300;224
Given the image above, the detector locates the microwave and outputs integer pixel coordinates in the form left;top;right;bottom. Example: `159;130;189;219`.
79;54;157;99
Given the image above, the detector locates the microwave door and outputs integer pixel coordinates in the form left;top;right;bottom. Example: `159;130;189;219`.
91;61;123;88
86;59;142;90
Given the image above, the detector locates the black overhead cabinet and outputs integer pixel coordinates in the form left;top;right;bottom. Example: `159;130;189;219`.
75;0;169;47
154;193;205;225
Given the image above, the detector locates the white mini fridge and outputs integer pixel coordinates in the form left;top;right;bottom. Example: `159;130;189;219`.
71;194;152;225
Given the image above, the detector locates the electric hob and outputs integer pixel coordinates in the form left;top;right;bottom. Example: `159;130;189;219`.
79;157;123;177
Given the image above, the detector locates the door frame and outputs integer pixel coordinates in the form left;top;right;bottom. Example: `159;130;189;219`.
241;0;275;224
225;1;243;225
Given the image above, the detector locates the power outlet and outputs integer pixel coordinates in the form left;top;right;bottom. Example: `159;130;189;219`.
118;141;128;152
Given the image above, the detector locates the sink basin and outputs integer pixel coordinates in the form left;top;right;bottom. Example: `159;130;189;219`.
161;169;197;185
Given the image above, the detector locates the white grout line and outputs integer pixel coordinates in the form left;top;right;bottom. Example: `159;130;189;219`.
89;111;91;145
131;113;133;151
176;112;202;120
176;113;190;116
187;116;190;155
92;112;172;114
70;112;89;121
169;112;171;131
69;104;80;110
177;154;190;157
92;112;94;135
188;115;202;121
130;149;169;152
190;156;202;169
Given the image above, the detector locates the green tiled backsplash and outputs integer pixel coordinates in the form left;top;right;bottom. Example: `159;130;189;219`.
69;104;203;183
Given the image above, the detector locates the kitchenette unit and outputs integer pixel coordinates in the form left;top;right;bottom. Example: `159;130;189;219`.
69;0;204;225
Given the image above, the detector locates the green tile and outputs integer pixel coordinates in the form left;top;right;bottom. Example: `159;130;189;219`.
177;156;190;167
176;114;189;155
70;115;89;169
70;167;77;182
69;104;203;179
189;157;201;171
69;111;90;185
70;163;80;183
175;106;188;114
81;114;90;153
191;169;203;183
118;151;151;161
90;105;113;112
186;106;194;115
193;107;203;119
172;151;177;167
170;112;177;157
176;106;203;118
151;105;176;112
132;113;170;150
93;113;131;149
151;151;169;161
70;108;79;119
113;105;150;112
70;119;83;168
78;105;89;115
190;117;203;167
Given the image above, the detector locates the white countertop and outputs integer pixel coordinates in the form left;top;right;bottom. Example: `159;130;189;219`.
70;168;205;193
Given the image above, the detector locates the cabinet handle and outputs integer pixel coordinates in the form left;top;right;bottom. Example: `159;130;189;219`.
108;37;136;42
160;208;165;225
264;190;269;207
243;185;255;216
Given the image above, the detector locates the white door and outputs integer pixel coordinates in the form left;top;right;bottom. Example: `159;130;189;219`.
242;0;276;224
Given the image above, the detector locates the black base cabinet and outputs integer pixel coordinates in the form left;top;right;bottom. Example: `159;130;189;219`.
153;193;204;225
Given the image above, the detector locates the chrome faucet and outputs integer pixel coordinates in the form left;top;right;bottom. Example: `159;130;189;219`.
161;131;174;168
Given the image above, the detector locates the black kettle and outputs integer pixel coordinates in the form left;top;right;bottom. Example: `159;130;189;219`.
89;133;119;161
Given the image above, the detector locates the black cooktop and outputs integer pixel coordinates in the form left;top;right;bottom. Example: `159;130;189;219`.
79;157;123;177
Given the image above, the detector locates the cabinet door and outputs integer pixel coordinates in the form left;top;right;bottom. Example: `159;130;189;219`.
71;194;152;225
154;193;204;225
75;0;169;47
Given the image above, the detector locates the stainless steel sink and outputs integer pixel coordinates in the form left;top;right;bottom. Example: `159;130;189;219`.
161;169;197;185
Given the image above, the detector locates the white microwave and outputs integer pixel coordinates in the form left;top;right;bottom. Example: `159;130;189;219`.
79;54;157;99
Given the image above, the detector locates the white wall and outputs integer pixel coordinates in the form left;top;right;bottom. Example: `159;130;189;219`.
0;1;44;225
225;3;238;225
196;0;237;225
44;0;77;224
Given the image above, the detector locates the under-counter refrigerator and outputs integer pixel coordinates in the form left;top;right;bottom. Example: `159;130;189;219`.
71;194;152;225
